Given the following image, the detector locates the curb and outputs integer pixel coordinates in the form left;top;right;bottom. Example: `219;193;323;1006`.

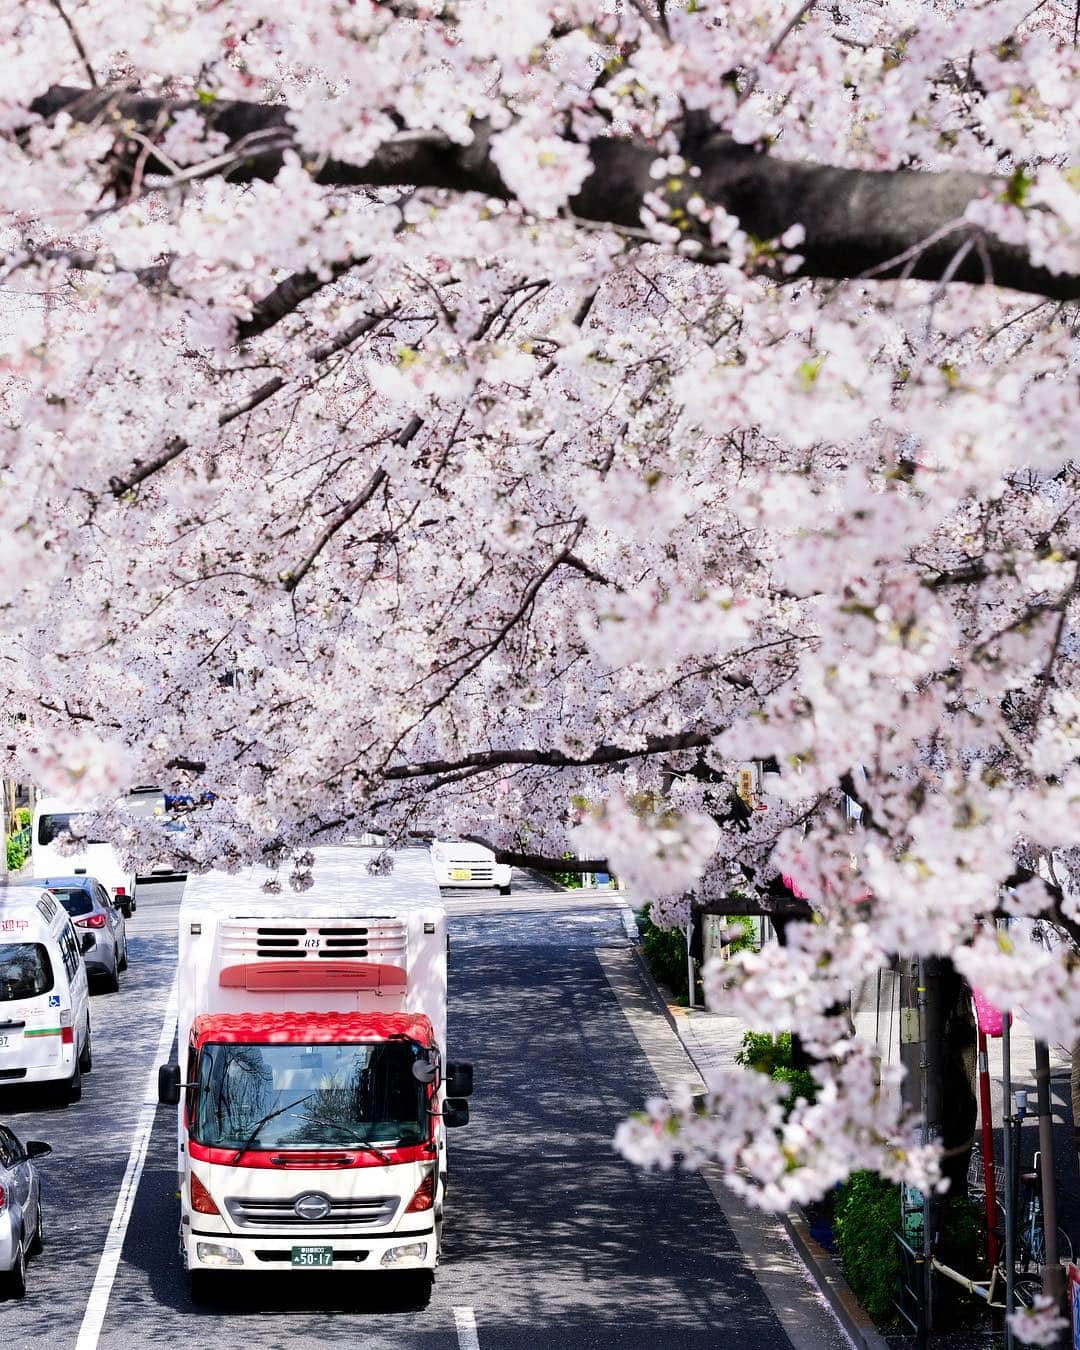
782;1210;892;1350
633;948;890;1350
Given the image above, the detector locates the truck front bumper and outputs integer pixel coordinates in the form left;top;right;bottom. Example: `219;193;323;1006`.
185;1224;437;1273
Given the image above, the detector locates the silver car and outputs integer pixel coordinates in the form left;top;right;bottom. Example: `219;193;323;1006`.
14;876;128;991
0;1124;50;1299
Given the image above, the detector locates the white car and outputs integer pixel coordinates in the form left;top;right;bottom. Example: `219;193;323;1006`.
431;840;512;895
0;1124;50;1299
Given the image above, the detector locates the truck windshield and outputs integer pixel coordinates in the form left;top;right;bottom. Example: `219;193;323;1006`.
37;813;106;846
193;1041;429;1150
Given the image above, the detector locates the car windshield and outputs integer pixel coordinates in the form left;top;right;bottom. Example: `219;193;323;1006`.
47;889;94;918
37;813;106;847
0;944;53;1002
193;1041;429;1150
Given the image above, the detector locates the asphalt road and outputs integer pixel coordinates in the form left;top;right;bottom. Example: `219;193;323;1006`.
0;872;845;1349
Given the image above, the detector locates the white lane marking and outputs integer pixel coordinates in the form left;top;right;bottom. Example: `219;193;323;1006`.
453;1305;481;1350
75;971;179;1350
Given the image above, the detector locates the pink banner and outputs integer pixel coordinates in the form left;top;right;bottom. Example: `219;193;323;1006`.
972;988;1010;1037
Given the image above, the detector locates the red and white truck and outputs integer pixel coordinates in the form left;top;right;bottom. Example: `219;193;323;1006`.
158;845;473;1295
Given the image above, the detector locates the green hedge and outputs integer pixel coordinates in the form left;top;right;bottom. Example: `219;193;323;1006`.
640;908;759;1002
734;1031;816;1116
642;911;691;998
834;1171;902;1323
6;834;27;871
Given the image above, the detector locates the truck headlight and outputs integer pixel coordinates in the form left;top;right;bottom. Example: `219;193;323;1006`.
196;1242;244;1267
380;1242;428;1266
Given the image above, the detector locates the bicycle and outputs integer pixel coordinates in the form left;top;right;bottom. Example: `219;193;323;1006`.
969;1139;1073;1274
1015;1151;1073;1274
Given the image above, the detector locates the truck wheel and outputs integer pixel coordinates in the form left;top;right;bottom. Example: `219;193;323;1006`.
189;1271;222;1304
499;884;511;896
399;1270;433;1304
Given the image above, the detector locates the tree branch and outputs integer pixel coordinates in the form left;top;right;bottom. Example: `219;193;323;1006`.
383;728;719;780
282;465;388;592
237;255;369;343
109;305;396;495
29;85;1080;302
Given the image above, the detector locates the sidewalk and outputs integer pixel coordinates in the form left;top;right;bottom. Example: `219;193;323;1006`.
672;1002;747;1077
661;986;1080;1350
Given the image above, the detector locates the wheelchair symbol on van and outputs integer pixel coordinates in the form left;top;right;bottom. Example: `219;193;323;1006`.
48;995;61;1007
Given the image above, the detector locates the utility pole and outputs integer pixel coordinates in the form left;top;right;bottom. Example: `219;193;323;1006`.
685;915;695;1009
899;958;927;1346
0;778;8;880
921;957;944;1339
1003;1009;1016;1350
1033;1039;1065;1319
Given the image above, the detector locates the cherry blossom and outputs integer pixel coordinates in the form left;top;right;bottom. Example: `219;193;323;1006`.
1;0;1079;1212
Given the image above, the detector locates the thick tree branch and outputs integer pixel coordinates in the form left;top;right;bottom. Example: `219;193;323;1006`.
29;84;1080;302
237;255;369;342
383;728;719;780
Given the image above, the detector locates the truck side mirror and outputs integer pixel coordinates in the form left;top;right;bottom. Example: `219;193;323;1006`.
79;933;95;955
158;1063;181;1106
446;1061;473;1097
443;1098;470;1128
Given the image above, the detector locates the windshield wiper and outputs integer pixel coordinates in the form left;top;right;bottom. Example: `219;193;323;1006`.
230;1093;316;1165
312;1124;397;1164
352;1142;395;1164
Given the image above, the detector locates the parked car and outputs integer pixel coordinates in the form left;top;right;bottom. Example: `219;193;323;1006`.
0;1124;50;1298
0;890;92;1103
13;876;128;992
431;840;512;895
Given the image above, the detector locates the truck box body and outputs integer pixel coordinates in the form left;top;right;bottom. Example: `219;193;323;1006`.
168;845;463;1280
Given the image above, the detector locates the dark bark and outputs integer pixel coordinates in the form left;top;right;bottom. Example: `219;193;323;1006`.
26;84;1080;303
938;959;978;1198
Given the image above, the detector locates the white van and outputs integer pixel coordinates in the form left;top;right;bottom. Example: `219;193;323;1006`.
32;797;138;915
0;887;93;1102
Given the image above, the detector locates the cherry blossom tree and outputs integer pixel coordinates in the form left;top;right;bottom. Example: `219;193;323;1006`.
3;0;1080;1267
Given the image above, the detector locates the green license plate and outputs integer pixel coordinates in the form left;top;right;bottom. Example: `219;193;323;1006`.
291;1246;333;1267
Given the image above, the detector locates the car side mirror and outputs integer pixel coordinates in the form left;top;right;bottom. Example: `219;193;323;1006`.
446;1061;473;1097
26;1141;51;1159
158;1063;181;1106
443;1097;470;1128
80;933;94;954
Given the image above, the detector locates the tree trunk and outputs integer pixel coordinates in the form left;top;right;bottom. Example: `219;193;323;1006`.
939;960;978;1197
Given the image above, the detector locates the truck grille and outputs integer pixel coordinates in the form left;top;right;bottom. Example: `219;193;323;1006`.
225;1194;400;1229
219;919;407;967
